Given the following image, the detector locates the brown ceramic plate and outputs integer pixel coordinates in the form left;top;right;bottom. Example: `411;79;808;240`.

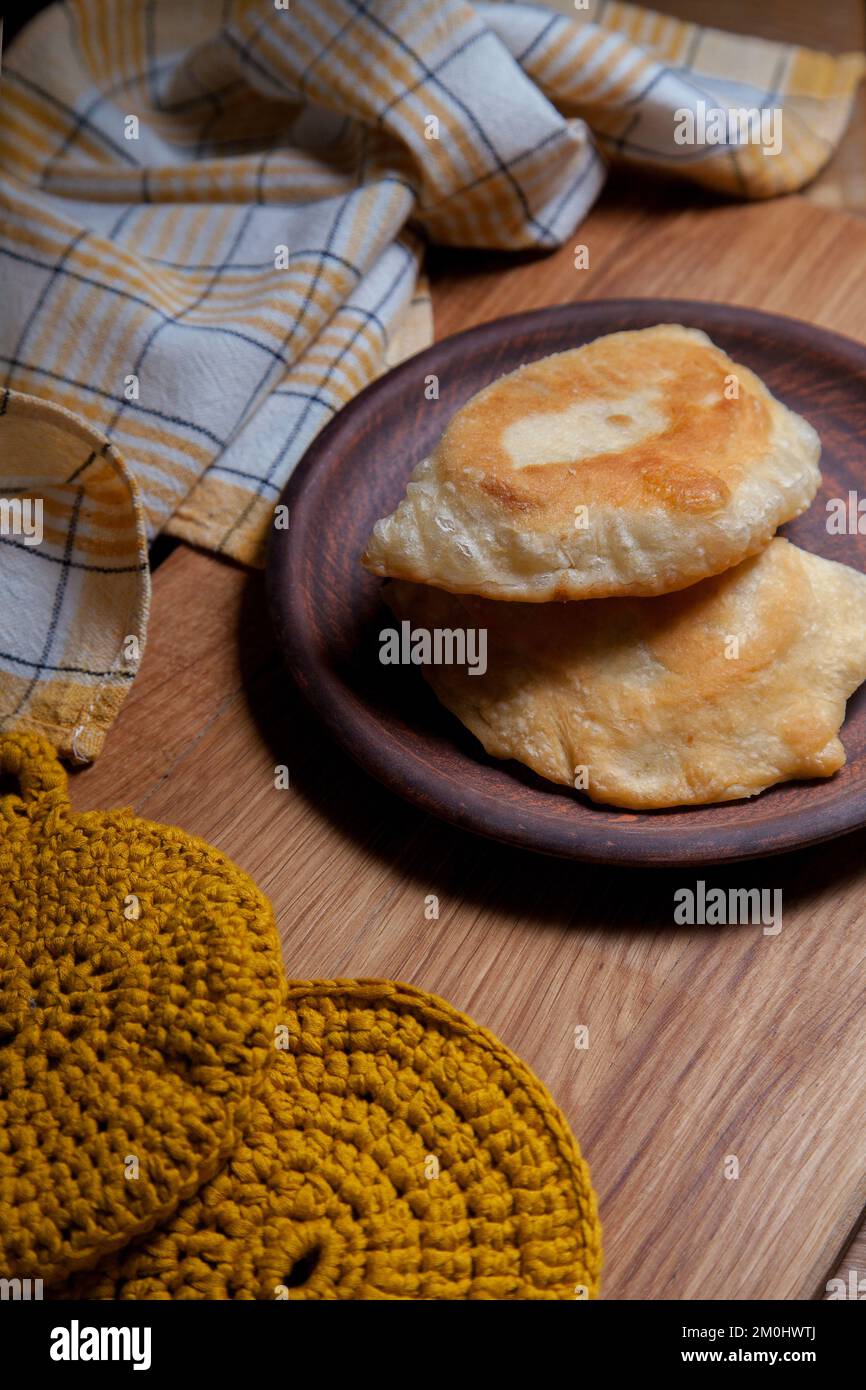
267;299;866;866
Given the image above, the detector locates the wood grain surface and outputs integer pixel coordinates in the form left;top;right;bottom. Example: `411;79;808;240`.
71;189;866;1300
269;296;866;865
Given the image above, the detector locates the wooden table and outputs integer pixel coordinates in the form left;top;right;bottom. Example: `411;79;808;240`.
71;184;866;1300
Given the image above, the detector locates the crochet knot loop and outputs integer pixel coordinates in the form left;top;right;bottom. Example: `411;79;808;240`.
0;732;70;815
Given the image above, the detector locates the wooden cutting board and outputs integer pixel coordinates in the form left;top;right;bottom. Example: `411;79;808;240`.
72;185;866;1300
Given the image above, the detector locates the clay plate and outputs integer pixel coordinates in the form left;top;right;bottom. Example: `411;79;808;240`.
267;299;866;865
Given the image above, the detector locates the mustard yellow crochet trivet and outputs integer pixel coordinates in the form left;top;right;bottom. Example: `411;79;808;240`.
64;980;602;1300
0;733;285;1287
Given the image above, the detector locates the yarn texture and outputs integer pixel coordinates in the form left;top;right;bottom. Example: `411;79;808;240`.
0;734;285;1286
64;980;602;1300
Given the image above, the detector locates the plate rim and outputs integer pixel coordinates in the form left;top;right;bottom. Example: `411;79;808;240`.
267;296;866;867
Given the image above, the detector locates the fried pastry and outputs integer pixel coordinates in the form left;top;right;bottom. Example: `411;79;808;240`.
383;540;866;809
364;326;821;601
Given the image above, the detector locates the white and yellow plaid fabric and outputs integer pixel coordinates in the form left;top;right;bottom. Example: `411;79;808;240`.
0;0;863;758
0;388;150;762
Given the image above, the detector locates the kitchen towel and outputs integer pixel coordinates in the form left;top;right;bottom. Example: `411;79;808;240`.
1;0;863;757
0;389;149;762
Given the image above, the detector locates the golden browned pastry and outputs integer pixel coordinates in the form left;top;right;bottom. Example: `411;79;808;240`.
364;326;821;601
383;540;866;809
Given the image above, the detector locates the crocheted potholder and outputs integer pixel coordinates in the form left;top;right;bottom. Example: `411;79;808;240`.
63;979;602;1300
0;733;285;1287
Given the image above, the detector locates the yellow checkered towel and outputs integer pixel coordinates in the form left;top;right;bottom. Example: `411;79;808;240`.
0;0;863;758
